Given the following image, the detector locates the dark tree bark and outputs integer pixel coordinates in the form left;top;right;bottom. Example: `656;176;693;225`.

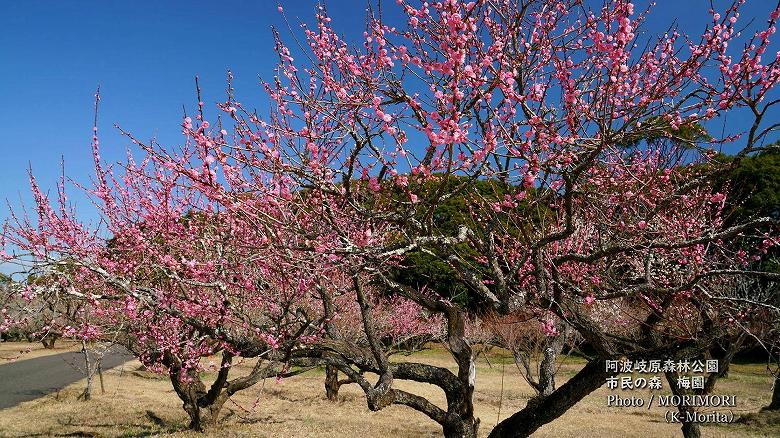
179;388;227;432
80;340;93;401
318;283;354;402
769;374;780;410
168;359;229;432
442;415;479;438
488;359;611;438
305;305;481;437
537;327;567;397
164;351;248;431
324;364;355;401
678;419;702;438
41;335;58;349
665;372;702;438
441;310;479;438
325;364;340;401
161;348;311;431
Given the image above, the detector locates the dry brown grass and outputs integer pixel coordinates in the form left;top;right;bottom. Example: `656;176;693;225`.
0;342;778;437
0;339;81;362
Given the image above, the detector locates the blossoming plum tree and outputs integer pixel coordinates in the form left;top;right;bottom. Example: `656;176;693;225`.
251;1;778;436
0;103;338;429
212;1;777;436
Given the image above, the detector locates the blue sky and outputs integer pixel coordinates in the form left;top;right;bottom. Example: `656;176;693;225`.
1;1;778;267
0;1;374;205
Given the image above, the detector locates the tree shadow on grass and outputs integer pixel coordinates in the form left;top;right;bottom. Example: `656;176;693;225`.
43;412;189;438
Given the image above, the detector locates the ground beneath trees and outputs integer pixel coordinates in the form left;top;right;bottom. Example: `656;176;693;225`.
0;342;777;437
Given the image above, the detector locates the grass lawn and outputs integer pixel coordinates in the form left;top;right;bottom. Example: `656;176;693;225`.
0;342;778;437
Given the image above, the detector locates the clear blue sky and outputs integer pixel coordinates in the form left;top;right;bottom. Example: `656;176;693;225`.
0;1;777;247
0;1;376;209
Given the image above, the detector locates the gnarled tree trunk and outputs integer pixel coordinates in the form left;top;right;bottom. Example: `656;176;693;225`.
180;388;228;432
441;309;479;438
165;351;233;431
768;374;780;411
325;364;340;401
313;289;482;438
488;359;611;438
162;348;305;431
537;326;567;397
169;367;229;432
41;334;58;349
442;414;479;438
80;340;93;401
665;372;701;438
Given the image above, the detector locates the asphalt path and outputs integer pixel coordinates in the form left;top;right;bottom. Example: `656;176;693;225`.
0;346;134;409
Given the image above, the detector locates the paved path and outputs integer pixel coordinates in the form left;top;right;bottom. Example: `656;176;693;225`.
0;346;134;409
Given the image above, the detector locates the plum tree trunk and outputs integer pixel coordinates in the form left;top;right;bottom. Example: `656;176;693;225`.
171;370;230;432
162;350;292;431
165;351;231;432
443;415;479;438
769;375;780;410
444;310;480;438
41;335;58;349
488;359;610;437
182;393;227;432
80;341;93;401
680;421;701;438
325;364;340;401
538;329;566;397
665;372;701;438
